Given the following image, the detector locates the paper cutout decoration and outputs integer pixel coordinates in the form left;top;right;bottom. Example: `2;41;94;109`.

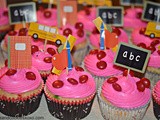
8;36;32;69
66;41;72;71
93;17;107;31
105;30;118;48
0;0;7;8
8;2;37;24
100;23;105;50
114;42;151;73
145;21;160;38
78;0;112;6
52;34;76;75
57;0;77;28
28;23;66;45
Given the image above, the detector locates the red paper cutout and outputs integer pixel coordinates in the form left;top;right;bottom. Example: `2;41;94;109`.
105;30;118;48
52;49;68;70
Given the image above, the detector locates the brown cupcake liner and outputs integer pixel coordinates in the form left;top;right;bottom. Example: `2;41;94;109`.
44;93;95;120
0;92;43;117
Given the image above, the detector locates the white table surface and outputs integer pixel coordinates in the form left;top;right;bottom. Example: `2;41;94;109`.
0;39;157;120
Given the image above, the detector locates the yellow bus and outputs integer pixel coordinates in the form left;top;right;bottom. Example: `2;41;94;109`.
145;22;160;38
28;23;66;45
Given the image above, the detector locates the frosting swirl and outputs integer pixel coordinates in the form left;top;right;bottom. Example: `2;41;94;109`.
84;49;122;76
0;67;42;94
102;75;151;108
46;67;96;98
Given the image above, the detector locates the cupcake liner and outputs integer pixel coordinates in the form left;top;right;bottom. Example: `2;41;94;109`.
97;88;150;120
72;42;89;66
39;70;51;82
152;97;160;119
44;88;95;120
0;92;43;117
0;31;8;42
144;67;160;87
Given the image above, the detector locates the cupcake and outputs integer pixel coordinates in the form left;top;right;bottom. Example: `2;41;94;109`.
0;8;13;42
0;66;44;117
44;66;96;120
84;49;123;89
97;73;151;120
60;23;89;65
131;28;160;86
37;7;57;27
89;27;129;50
124;8;147;32
31;44;58;81
77;6;96;34
152;80;160;119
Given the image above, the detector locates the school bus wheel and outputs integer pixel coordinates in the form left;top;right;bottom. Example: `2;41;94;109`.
32;33;38;39
55;39;62;45
150;33;155;38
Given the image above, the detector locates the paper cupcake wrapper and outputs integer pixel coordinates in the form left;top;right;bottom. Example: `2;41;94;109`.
144;69;160;88
0;31;8;41
0;92;43;117
72;43;89;66
152;97;160;119
97;88;150;120
44;94;95;120
39;70;51;82
93;75;108;90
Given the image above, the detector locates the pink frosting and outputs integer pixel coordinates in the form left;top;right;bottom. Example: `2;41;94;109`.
37;8;57;26
153;80;160;100
32;44;57;71
131;28;160;67
0;8;9;26
84;49;122;76
0;67;42;94
4;29;44;47
124;8;147;29
78;7;96;32
89;28;128;48
59;24;86;45
102;75;151;108
46;67;96;98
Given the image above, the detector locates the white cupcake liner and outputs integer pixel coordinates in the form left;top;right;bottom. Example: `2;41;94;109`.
97;88;150;120
144;70;160;88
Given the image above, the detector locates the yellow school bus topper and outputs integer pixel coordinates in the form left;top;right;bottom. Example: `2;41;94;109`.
145;22;160;38
28;22;66;45
78;0;112;6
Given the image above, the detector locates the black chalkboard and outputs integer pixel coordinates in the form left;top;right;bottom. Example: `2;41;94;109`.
114;42;151;73
142;1;160;22
8;2;37;24
97;7;124;27
120;0;143;6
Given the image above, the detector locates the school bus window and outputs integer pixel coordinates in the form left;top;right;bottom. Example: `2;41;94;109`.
44;26;50;32
50;28;56;33
39;25;44;30
156;25;160;30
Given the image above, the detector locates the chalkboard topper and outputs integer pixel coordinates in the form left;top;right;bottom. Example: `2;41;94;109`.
114;42;151;73
142;1;160;22
97;7;124;27
120;0;143;6
8;2;37;24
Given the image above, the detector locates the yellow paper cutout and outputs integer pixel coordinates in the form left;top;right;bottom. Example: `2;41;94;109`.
111;45;118;52
28;23;66;45
145;22;160;38
78;0;112;6
158;46;160;50
93;17;107;31
51;67;62;75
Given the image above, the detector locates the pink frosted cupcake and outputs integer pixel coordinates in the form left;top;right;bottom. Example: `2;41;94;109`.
0;66;44;117
152;80;160;119
84;49;123;89
31;44;58;81
124;8;147;31
60;23;88;65
78;6;96;34
131;28;160;86
97;73;151;120
1;28;44;60
44;66;96;120
89;27;129;49
37;7;57;27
